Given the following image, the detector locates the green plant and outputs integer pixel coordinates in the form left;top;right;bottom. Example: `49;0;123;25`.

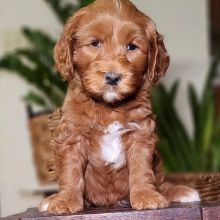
152;59;220;172
0;0;94;110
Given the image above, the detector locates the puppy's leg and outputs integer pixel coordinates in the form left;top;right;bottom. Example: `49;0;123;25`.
127;119;169;210
39;145;86;214
39;118;87;214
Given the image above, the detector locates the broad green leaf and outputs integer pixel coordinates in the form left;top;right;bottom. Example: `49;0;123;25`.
23;91;49;108
169;80;180;104
15;48;67;93
43;0;80;24
0;54;64;107
22;28;55;58
79;0;95;8
188;84;200;141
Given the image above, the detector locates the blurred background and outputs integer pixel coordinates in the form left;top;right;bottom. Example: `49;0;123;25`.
0;0;220;217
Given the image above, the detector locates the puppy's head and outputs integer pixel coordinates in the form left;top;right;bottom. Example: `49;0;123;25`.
54;0;169;104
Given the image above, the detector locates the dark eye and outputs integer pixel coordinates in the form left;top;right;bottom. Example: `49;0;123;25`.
91;40;101;48
127;43;138;51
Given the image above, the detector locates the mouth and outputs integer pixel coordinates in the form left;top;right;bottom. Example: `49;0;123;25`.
103;86;119;103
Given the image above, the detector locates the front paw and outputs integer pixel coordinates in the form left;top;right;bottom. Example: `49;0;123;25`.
38;193;83;214
130;190;169;210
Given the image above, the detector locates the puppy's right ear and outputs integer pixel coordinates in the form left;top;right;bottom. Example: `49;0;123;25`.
54;10;86;81
145;17;170;85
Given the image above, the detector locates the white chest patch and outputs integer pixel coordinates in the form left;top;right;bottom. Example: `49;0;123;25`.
100;121;126;169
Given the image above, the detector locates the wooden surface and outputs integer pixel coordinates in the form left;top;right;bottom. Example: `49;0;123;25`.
4;202;220;220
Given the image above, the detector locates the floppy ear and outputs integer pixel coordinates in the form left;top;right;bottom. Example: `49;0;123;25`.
147;28;170;84
54;11;86;81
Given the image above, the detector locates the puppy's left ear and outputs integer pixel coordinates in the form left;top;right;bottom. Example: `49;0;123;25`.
147;28;170;84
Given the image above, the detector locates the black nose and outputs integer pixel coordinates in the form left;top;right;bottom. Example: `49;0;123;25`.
105;72;122;85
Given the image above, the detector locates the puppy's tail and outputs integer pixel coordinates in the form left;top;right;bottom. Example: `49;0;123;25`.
153;151;200;203
159;181;200;203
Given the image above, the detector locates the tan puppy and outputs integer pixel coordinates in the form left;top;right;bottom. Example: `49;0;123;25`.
39;0;200;214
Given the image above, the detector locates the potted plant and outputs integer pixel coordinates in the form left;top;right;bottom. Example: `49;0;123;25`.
0;0;94;184
151;59;220;172
151;59;220;202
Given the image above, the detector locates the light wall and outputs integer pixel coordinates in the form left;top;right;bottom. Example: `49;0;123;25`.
0;0;61;217
0;0;209;217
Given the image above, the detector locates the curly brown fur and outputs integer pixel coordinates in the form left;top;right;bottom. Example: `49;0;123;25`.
39;0;200;214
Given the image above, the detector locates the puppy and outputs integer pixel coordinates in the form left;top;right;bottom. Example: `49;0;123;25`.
39;0;200;214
